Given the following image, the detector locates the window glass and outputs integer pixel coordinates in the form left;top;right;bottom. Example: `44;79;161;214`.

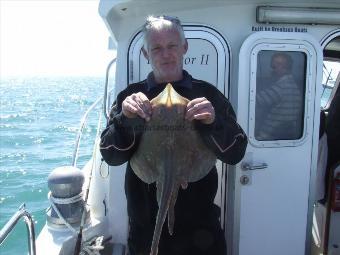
321;60;340;109
255;51;306;141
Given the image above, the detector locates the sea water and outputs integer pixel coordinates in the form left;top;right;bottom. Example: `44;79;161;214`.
0;76;105;255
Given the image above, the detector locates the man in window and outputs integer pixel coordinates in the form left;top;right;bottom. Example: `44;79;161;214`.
255;52;303;141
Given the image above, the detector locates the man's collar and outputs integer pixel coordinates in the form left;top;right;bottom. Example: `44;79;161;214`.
146;70;192;91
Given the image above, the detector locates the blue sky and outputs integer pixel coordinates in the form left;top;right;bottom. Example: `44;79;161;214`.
0;0;114;77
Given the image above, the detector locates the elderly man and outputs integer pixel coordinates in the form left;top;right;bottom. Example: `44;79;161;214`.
100;15;247;255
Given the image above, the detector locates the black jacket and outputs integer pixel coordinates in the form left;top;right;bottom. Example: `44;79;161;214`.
100;71;247;255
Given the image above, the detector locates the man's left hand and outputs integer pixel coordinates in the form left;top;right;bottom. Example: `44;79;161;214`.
185;97;215;124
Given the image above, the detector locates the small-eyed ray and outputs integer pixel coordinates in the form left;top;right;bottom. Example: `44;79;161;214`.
130;83;216;255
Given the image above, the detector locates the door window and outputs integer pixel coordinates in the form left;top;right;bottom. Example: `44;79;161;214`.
254;50;307;141
247;42;313;147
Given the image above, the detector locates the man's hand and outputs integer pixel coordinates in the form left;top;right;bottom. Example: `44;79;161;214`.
122;92;152;121
185;97;215;124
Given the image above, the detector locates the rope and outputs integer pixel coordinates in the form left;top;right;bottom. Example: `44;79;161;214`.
48;191;84;204
47;192;105;255
47;191;85;234
79;236;104;255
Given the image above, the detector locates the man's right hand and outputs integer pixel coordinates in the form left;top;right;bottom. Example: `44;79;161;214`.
122;92;152;121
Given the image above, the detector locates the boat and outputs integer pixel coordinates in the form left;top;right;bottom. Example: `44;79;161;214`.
1;0;339;254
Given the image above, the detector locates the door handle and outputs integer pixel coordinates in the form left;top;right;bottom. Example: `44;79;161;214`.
241;162;268;171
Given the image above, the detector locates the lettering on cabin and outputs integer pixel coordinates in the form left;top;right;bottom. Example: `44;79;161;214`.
294;27;308;33
183;54;209;66
252;26;307;33
184;54;209;65
146;55;210;66
200;54;209;65
184;57;197;65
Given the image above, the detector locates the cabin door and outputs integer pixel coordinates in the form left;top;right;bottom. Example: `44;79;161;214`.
234;32;322;255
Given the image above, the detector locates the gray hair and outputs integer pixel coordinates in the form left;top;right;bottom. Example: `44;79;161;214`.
142;15;186;50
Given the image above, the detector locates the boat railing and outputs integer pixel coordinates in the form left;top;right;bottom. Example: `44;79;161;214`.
72;94;104;167
103;57;117;121
0;204;36;255
72;57;117;167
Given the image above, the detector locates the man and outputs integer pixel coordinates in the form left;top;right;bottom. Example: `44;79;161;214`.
100;15;247;255
255;52;303;141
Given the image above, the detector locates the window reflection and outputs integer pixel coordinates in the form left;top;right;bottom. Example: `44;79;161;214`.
255;51;306;141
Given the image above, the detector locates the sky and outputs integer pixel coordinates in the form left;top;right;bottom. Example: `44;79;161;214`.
0;0;114;77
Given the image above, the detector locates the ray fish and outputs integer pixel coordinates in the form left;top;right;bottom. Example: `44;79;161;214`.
130;83;216;255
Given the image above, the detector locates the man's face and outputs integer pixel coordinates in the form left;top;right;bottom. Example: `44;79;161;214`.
143;28;188;83
271;56;289;78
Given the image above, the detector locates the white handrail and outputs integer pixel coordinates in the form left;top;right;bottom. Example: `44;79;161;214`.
72;57;117;167
103;57;117;120
72;96;103;167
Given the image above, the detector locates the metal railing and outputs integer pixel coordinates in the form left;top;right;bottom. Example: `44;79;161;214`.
72;95;104;167
72;57;117;167
103;57;117;120
0;204;36;255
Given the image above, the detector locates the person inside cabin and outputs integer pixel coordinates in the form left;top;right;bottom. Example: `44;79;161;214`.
100;15;247;255
255;52;303;141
